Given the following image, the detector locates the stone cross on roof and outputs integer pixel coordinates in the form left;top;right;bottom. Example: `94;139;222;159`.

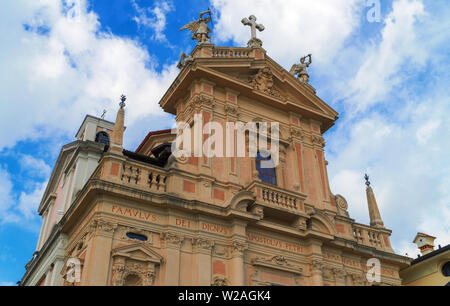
241;15;265;48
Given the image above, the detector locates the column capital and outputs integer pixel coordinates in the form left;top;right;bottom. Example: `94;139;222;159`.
192;237;214;253
231;240;248;257
91;218;117;237
161;232;184;249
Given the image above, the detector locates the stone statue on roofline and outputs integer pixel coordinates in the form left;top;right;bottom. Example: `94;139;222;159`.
290;54;312;84
177;52;193;69
179;9;212;45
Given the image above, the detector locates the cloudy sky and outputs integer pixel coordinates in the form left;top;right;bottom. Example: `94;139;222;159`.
0;0;448;285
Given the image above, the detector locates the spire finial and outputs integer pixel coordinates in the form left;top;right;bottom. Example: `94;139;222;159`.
119;95;126;109
364;173;370;187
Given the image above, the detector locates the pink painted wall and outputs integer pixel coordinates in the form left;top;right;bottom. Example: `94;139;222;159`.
303;148;318;205
42;167;74;245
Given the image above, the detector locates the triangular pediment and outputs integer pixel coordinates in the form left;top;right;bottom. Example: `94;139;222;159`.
203;58;337;118
159;46;338;132
112;244;163;264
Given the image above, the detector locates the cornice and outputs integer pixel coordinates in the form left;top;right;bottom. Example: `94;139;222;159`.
329;237;412;267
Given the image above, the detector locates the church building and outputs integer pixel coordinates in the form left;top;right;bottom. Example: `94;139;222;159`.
21;13;411;286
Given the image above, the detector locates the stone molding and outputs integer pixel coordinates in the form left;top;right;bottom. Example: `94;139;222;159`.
251;255;303;275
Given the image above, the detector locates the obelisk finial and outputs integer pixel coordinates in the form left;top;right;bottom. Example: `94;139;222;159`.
109;95;126;155
364;174;384;228
241;15;265;48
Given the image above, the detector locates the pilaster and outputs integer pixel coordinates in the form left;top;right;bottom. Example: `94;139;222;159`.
161;232;184;285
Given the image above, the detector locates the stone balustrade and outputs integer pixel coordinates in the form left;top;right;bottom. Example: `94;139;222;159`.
95;155;168;194
120;162;167;193
247;181;306;212
212;47;251;58
352;224;384;249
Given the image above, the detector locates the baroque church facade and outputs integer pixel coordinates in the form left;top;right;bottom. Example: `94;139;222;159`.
21;14;411;286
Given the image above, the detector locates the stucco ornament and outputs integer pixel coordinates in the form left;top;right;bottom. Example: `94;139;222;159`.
290;54;312;83
252;67;273;92
335;194;348;210
212;276;229;286
250;67;284;100
311;259;323;272
332;267;347;280
179;10;212;44
112;260;156;286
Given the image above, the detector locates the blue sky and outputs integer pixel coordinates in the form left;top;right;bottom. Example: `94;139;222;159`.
0;0;449;285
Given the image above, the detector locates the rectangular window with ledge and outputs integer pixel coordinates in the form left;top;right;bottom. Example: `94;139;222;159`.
256;152;277;185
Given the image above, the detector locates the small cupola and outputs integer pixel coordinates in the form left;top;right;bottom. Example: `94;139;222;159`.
413;232;436;255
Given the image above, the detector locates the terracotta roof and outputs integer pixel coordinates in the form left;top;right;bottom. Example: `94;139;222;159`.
135;129;172;153
123;149;166;167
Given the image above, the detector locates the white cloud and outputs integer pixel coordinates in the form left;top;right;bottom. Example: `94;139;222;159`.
20;155;52;179
0;0;178;151
416;120;440;145
211;0;363;68
0;167;14;218
17;182;47;220
331;170;368;224
344;0;426;111
131;0;173;42
0;165;46;225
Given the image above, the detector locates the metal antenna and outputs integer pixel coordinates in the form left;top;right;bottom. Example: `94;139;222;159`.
100;109;107;119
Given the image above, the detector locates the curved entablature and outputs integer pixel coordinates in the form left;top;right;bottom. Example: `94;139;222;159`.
308;211;337;236
228;190;256;211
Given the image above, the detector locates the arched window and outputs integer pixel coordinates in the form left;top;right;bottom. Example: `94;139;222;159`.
256;151;277;185
442;261;450;277
95;131;110;146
